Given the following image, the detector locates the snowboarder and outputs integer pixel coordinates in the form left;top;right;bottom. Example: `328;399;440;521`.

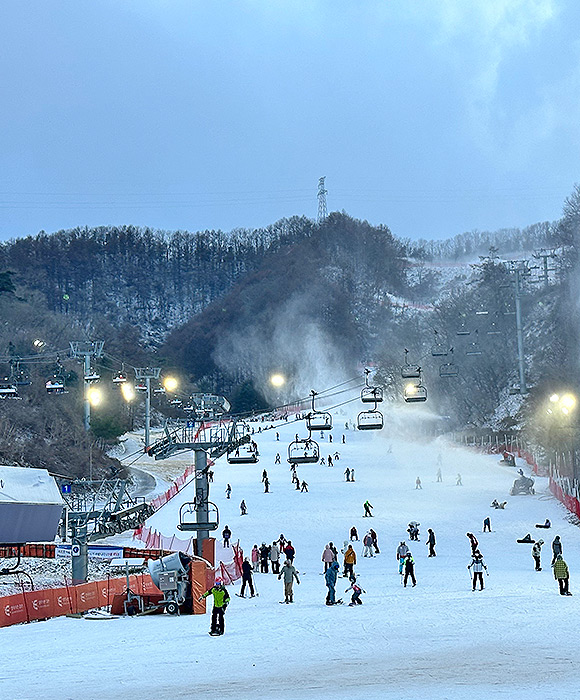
276;432;279;441
207;470;214;483
407;522;420;541
278;559;300;603
363;532;374;557
535;518;551;529
226;484;232;499
342;434;346;443
295;478;301;490
262;469;268;482
239;557;256;597
329;434;333;443
222;525;232;548
275;453;281;464
532;539;544;571
345;467;351;482
259;543;270;573
415;476;422;490
369;528;380;554
456;473;462;486
199;578;230;636
553;554;572;595
240;499;247;516
325;561;341;605
251;544;260;572
343;544;357;579
468;550;488;591
283;541;296;563
436;467;442;482
350;526;359;541
426;528;436;557
396;541;409;574
269;541;281;574
300;480;308;492
466;532;479;555
363;501;373;517
483;517;492;533
263;477;270;493
551;535;563;565
345;579;365;605
322;544;336;572
350;469;355;482
403;553;416;587
328;455;333;467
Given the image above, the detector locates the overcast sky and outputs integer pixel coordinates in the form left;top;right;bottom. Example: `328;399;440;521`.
1;0;579;242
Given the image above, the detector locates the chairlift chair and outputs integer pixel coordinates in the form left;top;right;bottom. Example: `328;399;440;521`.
287;438;320;464
356;409;384;431
306;411;333;431
84;369;100;382
361;385;384;403
0;382;19;398
404;383;427;403
46;376;66;394
112;372;127;385
439;363;458;378
401;349;421;379
227;442;259;464
465;330;482;356
430;330;448;357
456;324;471;336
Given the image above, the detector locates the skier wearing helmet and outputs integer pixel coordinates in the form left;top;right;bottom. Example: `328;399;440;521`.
199;578;230;636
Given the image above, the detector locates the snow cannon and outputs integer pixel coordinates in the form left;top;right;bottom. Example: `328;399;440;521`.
510;475;535;496
147;551;192;615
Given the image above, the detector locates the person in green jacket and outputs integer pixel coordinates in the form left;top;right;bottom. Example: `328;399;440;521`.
553;555;572;596
199;579;231;635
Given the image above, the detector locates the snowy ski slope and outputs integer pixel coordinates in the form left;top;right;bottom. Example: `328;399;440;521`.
3;414;580;700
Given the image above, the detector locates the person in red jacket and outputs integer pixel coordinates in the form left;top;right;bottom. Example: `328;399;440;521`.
283;541;296;563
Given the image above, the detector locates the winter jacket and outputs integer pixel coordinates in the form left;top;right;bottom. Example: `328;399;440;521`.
325;562;340;586
251;547;259;563
396;544;409;560
554;558;569;580
344;547;357;565
283;545;295;560
552;538;562;556
427;531;436;545
202;585;230;608
269;544;280;561
278;562;300;584
322;545;335;563
404;556;415;573
241;560;253;579
363;534;373;546
532;542;543;557
260;544;270;561
468;556;487;573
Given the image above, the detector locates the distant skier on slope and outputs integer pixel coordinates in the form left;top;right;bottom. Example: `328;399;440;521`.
199;578;230;636
363;532;374;558
345;578;366;606
426;528;436;557
396;541;409;574
343;544;357;579
532;540;544;571
363;500;373;517
554;554;572;596
466;532;479;555
468;550;488;591
239;557;256;598
278;559;300;603
551;535;563;565
403;553;416;588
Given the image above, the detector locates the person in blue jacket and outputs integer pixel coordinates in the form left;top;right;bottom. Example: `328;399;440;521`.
325;561;340;605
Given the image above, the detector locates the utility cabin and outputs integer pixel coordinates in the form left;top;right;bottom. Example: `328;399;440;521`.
0;466;64;545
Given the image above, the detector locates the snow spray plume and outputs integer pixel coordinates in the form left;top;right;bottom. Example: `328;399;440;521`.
213;294;355;406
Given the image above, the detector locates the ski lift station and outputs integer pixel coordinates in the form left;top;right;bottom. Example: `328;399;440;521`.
0;466;63;545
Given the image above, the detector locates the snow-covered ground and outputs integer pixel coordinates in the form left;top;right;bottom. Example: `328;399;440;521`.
3;415;580;700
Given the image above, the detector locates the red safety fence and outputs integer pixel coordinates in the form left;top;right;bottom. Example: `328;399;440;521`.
0;545;176;561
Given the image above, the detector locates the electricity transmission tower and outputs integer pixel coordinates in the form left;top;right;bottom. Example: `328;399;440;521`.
317;176;328;223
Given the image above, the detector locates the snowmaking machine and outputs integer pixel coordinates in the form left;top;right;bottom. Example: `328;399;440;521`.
147;551;192;615
510;474;535;496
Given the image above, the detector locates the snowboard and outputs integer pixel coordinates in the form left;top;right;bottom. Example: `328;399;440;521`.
209;631;223;636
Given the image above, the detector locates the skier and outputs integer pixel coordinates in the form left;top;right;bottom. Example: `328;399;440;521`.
276;432;279;441
207;470;214;483
239;557;256;597
363;501;374;517
259;543;270;573
363;532;374;557
369;528;380;554
342;434;346;444
329;434;333;443
350;469;355;482
328;455;333;467
456;473;462;486
345;467;351;482
415;476;422;490
532;539;544;571
325;561;341;605
343;544;357;579
482;517;492;533
301;480;308;492
403;553;416;588
553;554;572;595
283;540;296;563
269;541;281;574
320;457;326;466
295;477;301;490
199;578;230;636
551;535;563;565
277;533;287;551
426;528;436;557
396;541;409;574
407;522;420;542
322;544;336;572
466;532;479;555
329;541;339;561
468;550;488;591
262;469;268;482
278;559;300;603
350;526;359;541
240;500;247;516
345;578;365;606
264;477;270;493
222;525;232;548
226;484;232;499
251;544;260;572
275;453;281;464
436;467;442;482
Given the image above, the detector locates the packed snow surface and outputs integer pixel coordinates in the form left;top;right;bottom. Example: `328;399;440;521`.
3;416;580;700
